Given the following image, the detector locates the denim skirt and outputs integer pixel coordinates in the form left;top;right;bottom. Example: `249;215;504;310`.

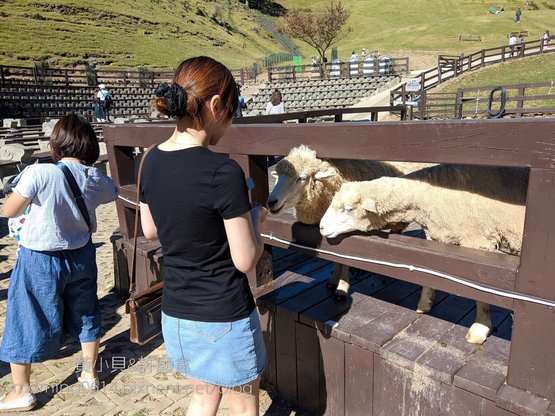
162;308;267;387
0;241;101;363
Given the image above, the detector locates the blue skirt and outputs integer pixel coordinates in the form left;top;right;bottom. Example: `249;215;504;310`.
162;308;267;387
0;241;100;363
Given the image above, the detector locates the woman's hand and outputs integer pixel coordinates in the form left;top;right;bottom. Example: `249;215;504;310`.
250;205;268;224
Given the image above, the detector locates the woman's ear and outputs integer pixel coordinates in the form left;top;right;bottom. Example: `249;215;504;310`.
209;95;222;118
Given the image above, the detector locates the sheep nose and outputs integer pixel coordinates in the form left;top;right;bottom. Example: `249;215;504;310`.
267;197;277;209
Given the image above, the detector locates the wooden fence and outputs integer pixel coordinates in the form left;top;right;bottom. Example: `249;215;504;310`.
268;57;410;82
105;118;555;413
390;38;554;114
0;64;256;87
398;81;555;119
234;105;407;124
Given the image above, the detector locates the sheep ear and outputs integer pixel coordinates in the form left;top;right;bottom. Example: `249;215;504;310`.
361;197;379;214
271;171;279;179
314;170;336;180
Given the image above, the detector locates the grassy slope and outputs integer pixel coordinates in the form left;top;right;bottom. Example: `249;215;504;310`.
433;53;555;92
430;53;555;112
0;0;553;82
275;0;555;63
0;0;284;69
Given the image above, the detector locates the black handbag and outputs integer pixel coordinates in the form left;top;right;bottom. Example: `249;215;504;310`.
124;145;163;345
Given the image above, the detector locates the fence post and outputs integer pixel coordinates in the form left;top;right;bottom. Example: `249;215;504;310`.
515;86;525;117
481;50;485;67
454;89;463;118
501;46;506;62
268;67;273;83
520;41;526;58
504;168;555;401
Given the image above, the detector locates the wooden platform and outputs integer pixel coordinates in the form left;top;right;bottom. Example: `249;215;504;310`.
256;247;517;416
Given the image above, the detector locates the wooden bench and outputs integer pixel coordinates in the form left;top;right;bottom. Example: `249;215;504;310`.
458;34;482;42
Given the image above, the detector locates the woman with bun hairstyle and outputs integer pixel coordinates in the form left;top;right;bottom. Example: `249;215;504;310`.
139;56;267;415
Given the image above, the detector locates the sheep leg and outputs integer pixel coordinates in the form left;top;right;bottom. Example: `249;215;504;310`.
465;302;491;344
334;264;350;300
327;263;343;288
416;286;436;313
327;263;350;300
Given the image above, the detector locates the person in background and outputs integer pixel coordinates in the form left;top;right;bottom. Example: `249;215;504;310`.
0;115;118;412
96;84;112;122
349;51;358;61
509;33;518;57
525;0;529;11
265;89;285;115
515;7;522;23
141;56;267;416
93;87;104;122
235;85;247;118
542;30;551;50
361;48;367;60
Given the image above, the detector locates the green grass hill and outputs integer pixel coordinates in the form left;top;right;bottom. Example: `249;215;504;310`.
0;0;287;70
0;0;554;73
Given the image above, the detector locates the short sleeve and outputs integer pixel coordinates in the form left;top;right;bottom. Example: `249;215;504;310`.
85;168;119;206
213;160;251;219
13;165;40;200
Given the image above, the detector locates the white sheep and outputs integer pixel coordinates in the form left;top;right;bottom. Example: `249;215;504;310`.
319;164;528;344
267;145;408;298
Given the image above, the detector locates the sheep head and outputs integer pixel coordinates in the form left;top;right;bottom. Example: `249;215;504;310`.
320;182;392;238
267;145;338;217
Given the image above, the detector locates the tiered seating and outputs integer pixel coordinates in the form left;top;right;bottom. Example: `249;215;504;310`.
0;84;156;119
247;75;399;113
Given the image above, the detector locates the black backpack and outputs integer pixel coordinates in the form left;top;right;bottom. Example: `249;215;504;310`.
102;93;113;110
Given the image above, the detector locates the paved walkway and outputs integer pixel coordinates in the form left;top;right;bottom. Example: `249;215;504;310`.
0;200;306;416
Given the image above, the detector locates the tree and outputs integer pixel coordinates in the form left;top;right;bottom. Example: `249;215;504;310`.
283;1;351;62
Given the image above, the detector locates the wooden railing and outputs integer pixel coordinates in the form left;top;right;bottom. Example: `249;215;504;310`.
105;117;555;407
0;64;256;87
454;81;555;118
390;38;554;115
234;106;407;124
396;81;555;119
268;57;409;82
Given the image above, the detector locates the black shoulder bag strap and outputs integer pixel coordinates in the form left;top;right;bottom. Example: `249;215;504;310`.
56;161;92;234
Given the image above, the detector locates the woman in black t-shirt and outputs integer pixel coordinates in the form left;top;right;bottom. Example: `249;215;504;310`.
139;56;268;415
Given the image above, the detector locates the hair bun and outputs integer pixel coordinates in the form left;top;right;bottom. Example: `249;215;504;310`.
155;82;187;117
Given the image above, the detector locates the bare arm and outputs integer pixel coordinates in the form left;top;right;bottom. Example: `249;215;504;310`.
140;202;158;240
224;206;267;274
2;192;31;218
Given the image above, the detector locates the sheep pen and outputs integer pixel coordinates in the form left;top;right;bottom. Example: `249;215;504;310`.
319;164;528;344
266;145;430;298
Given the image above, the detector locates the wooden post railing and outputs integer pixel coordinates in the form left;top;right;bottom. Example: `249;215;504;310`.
104;118;555;409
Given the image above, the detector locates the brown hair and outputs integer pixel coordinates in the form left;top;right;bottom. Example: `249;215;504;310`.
270;89;282;106
50;114;100;165
154;56;238;127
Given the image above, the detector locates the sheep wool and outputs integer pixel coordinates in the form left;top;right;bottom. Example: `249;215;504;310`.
272;145;402;225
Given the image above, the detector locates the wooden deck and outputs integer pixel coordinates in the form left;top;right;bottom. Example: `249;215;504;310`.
257;244;515;416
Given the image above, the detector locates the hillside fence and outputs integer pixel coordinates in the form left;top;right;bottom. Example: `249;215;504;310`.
0;63;257;88
401;81;555;119
268;57;409;82
390;38;554;118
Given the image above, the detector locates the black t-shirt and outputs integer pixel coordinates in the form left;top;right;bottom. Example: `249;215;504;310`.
139;145;255;322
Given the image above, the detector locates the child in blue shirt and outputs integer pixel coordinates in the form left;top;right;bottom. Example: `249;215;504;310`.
0;114;119;412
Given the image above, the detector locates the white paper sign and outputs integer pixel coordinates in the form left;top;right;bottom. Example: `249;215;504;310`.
405;78;421;92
